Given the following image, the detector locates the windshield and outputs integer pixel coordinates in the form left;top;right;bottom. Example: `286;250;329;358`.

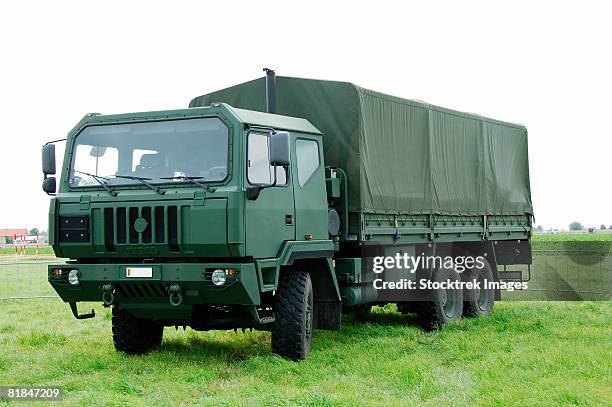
68;117;229;188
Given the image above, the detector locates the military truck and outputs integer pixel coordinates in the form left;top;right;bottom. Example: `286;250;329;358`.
42;70;532;360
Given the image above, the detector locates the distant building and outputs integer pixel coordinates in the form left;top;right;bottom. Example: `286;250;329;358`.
0;228;28;244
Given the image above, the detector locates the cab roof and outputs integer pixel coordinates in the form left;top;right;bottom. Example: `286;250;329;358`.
71;103;322;137
222;104;322;135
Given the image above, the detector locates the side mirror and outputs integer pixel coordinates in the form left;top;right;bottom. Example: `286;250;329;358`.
42;177;57;194
42;144;56;175
269;131;290;167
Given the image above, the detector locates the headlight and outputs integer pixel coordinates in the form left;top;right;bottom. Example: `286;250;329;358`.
68;269;80;286
211;269;227;286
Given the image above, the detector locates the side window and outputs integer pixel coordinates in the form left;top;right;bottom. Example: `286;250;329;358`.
247;133;287;185
296;139;320;187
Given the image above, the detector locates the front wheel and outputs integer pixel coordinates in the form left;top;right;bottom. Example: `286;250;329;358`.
271;271;313;361
112;307;163;354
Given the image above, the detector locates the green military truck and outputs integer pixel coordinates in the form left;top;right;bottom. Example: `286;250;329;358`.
42;70;532;360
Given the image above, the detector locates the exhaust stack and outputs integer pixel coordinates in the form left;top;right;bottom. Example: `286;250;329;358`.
263;68;276;114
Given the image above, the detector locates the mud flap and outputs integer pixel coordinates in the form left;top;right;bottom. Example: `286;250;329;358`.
313;300;341;330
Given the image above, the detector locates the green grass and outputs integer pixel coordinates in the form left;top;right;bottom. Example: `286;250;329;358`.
533;232;612;242
0;246;54;256
0;300;610;406
532;236;612;257
0;235;609;405
0;261;60;299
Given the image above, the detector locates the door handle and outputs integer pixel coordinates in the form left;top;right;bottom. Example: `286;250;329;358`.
285;214;293;226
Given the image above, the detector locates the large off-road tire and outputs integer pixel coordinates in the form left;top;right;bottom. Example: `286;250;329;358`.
112;307;163;354
352;304;372;320
463;259;495;317
417;266;463;330
271;271;313;361
397;302;417;314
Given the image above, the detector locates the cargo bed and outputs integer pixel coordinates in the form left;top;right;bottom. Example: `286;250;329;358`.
191;76;533;243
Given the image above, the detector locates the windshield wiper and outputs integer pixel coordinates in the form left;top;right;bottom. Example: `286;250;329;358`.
114;175;166;195
73;170;118;197
159;176;216;192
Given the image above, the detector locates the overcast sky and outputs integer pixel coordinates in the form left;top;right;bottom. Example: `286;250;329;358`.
0;1;609;231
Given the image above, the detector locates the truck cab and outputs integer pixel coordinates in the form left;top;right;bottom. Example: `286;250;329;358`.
43;102;341;360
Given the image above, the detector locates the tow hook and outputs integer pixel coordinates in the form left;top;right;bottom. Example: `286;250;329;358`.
168;284;183;306
101;284;115;306
69;302;95;320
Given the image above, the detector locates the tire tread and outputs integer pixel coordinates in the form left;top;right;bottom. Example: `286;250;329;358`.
112;308;163;354
271;271;312;361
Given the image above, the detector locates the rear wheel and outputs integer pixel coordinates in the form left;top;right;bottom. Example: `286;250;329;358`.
397;302;417;314
112;307;163;354
417;266;463;330
353;304;372;320
463;259;495;317
271;271;313;361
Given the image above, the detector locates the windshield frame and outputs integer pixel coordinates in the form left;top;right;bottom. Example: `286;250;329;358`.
65;115;233;192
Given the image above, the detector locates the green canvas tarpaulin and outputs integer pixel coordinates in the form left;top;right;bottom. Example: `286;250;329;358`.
190;76;532;216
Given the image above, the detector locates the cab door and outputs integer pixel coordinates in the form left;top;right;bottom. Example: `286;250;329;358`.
245;131;295;258
291;136;328;241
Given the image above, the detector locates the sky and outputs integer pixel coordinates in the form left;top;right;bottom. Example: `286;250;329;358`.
0;1;610;231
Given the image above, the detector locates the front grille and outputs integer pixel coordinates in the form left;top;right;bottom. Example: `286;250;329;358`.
142;207;152;244
103;208;114;251
103;205;180;252
115;282;169;298
117;208;127;244
168;206;179;252
154;206;164;243
129;207;139;244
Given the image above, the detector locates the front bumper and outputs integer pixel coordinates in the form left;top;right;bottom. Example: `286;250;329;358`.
48;262;261;309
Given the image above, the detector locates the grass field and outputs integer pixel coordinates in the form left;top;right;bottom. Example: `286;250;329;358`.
0;235;610;405
0;300;610;406
0;246;54;256
532;232;612;242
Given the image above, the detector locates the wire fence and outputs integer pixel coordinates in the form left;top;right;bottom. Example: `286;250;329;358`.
0;257;63;300
502;250;610;301
0;250;610;301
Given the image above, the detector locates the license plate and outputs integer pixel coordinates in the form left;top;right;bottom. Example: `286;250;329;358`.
126;267;153;278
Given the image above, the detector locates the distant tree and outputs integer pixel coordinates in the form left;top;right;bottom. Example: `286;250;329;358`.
39;230;48;236
536;225;544;232
29;228;39;236
601;224;607;230
569;222;583;231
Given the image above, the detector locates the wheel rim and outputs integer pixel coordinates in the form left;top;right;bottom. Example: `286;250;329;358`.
442;286;459;318
476;272;490;311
